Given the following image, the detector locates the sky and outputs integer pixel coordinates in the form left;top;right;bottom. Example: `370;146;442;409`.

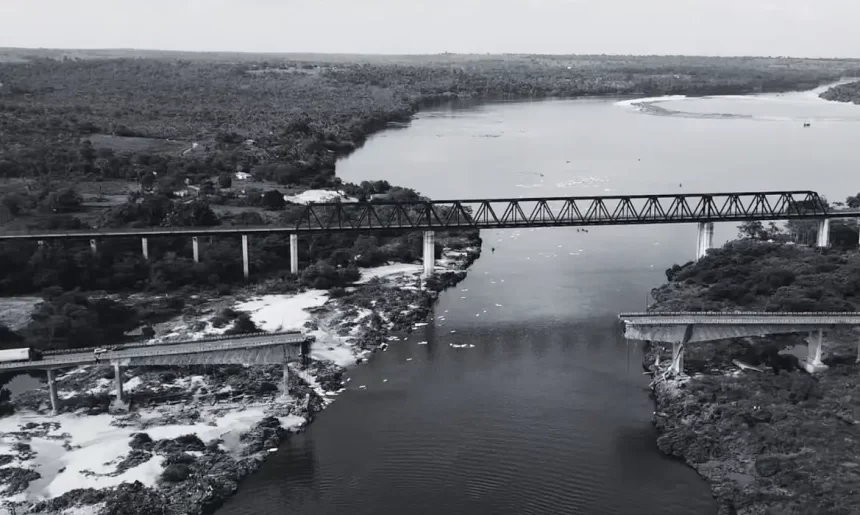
0;0;857;58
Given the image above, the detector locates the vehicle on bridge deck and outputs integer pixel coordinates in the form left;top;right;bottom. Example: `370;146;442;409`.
0;348;44;363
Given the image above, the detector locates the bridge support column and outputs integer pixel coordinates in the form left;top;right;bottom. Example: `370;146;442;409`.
46;369;59;416
804;329;829;373
695;222;714;261
671;342;685;376
141;237;149;260
423;230;435;278
192;236;200;263
817;219;831;248
242;234;250;279
856;337;860;364
290;234;298;275
114;362;124;403
282;362;290;397
89;239;98;254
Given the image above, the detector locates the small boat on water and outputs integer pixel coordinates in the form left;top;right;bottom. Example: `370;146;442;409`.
803;122;811;128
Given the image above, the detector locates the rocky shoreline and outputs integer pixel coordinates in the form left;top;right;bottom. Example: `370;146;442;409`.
643;256;860;514
0;243;480;515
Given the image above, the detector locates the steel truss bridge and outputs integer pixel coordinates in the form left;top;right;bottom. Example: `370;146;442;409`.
0;191;855;240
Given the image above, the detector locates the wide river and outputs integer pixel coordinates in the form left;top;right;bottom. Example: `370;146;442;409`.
221;85;860;515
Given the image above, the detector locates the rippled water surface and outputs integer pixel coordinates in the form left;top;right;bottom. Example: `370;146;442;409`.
220;88;860;515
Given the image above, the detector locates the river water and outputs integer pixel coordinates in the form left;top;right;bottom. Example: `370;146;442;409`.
220;85;860;515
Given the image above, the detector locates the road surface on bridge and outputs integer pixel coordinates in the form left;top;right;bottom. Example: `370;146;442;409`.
619;312;860;326
0;332;308;372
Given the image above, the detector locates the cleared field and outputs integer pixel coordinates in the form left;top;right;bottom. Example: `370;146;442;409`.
0;297;41;331
87;134;189;155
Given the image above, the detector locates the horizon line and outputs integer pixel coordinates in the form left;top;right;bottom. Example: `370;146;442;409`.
1;46;860;62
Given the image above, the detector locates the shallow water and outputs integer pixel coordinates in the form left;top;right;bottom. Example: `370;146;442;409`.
220;87;860;515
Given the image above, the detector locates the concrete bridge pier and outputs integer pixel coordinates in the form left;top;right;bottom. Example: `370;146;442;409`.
89;239;98;254
141;237;149;260
282;361;290;397
671;342;685;376
242;234;250;279
290;234;298;275
192;236;200;263
114;362;124;403
817;219;831;248
46;369;59;416
805;329;829;373
695;222;714;261
856;337;860;364
422;230;435;278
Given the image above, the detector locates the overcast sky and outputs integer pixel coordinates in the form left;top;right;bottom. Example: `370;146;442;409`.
0;0;856;58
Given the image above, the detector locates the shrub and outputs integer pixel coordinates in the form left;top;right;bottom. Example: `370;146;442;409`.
160;463;191;482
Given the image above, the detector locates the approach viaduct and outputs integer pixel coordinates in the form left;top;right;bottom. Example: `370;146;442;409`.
1;190;857;279
4;331;312;415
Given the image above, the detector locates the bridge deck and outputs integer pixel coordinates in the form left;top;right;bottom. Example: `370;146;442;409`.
619;312;860;325
0;191;855;240
0;332;310;372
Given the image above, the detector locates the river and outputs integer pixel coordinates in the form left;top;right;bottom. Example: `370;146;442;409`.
219;85;860;515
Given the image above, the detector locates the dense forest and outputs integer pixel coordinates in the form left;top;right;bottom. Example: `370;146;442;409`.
2;52;860;351
658;237;860;313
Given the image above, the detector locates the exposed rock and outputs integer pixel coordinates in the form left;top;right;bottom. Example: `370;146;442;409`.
0;467;39;495
31;481;169;515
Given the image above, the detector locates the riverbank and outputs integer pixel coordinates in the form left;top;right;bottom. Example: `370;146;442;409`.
643;240;860;515
0;243;480;514
819;79;860;104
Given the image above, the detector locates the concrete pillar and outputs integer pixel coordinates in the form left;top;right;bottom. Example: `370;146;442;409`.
46;369;59;416
141;237;149;260
242;234;250;279
290;234;299;275
114;362;124;402
282;362;290;397
89;239;97;254
696;222;714;261
695;223;702;260
422;230;435;278
671;342;685;376
805;329;829;373
856;337;860;364
817;219;830;248
192;236;200;263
